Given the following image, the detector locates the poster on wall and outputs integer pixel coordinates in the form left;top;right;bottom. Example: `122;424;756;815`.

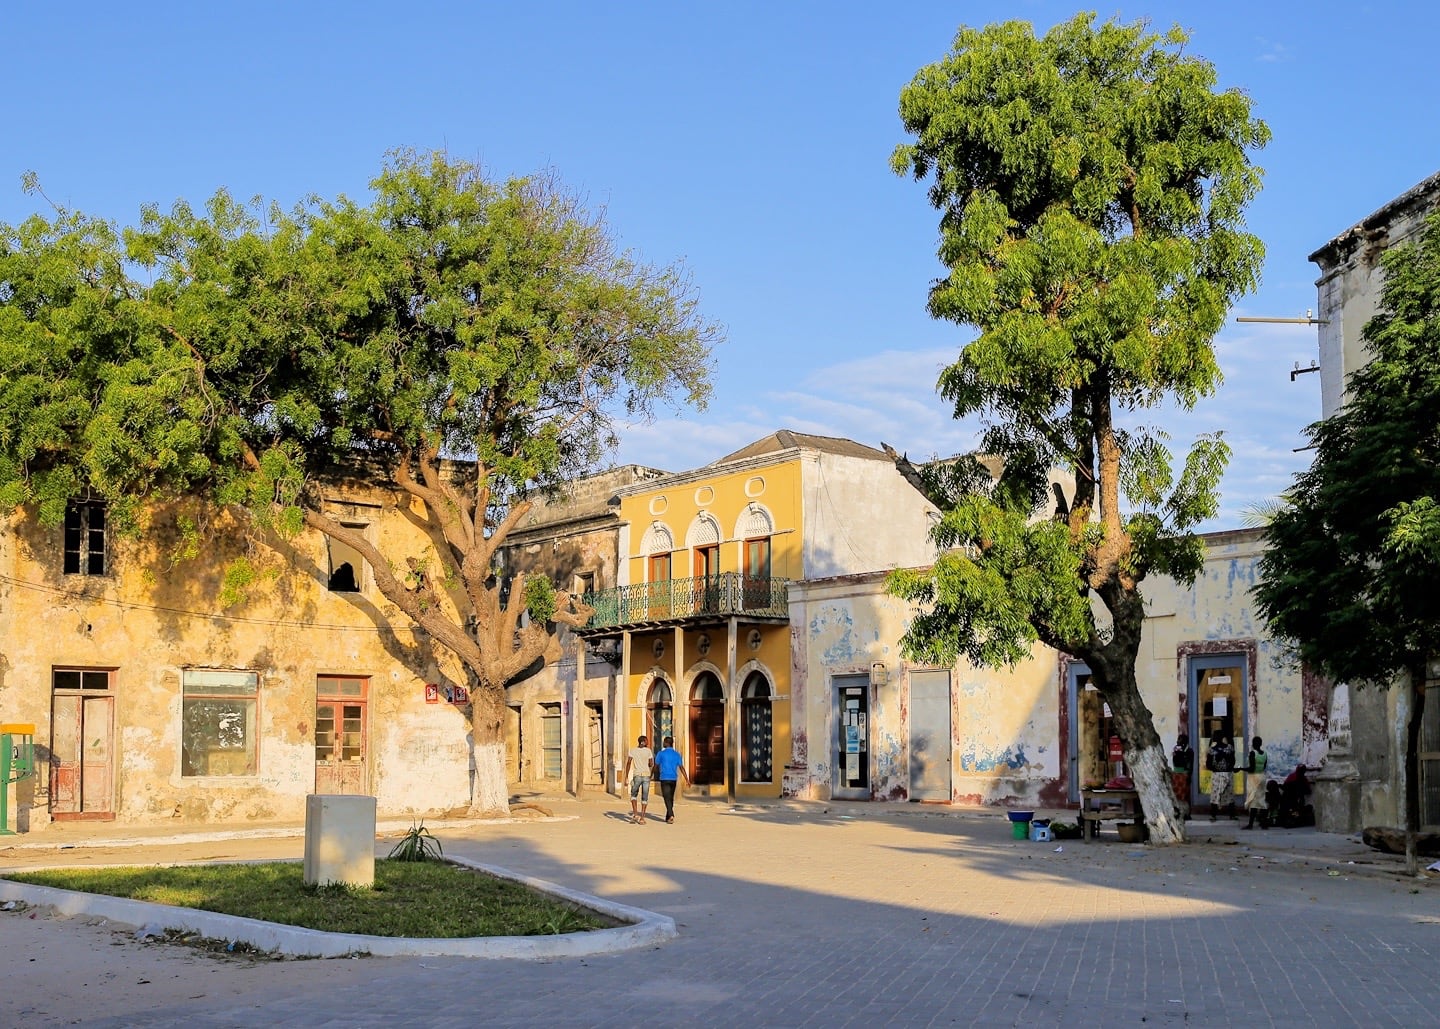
845;725;860;753
425;683;439;704
846;753;859;779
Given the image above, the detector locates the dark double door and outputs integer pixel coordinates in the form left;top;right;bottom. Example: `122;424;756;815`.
691;700;725;785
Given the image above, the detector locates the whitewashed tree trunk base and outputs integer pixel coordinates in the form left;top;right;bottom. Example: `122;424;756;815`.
467;740;509;819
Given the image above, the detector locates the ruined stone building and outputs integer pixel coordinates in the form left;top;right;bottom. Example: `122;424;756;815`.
494;465;666;794
1307;169;1440;833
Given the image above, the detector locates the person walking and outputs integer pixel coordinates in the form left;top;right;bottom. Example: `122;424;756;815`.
1206;732;1236;821
653;735;690;824
622;734;655;824
1242;736;1270;829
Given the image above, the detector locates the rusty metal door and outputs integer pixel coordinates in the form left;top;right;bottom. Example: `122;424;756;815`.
314;679;368;795
49;692;115;819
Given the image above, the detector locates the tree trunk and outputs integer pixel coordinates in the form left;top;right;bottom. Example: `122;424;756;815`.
1097;663;1186;845
467;677;511;820
1404;663;1426;876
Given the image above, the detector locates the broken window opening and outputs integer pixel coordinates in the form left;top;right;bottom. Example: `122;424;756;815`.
326;523;369;593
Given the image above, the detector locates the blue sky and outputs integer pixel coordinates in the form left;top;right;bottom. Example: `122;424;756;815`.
6;2;1436;528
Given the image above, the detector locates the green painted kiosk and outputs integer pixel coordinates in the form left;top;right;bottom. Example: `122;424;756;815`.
1;723;36;835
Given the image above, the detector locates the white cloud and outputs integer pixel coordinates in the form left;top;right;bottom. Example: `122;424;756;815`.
1254;38;1293;63
613;326;1319;531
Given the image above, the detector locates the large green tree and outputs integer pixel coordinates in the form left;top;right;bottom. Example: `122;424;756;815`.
0;151;719;817
888;14;1267;844
1255;210;1440;873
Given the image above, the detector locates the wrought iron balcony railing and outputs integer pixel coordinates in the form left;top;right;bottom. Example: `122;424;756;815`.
582;573;788;629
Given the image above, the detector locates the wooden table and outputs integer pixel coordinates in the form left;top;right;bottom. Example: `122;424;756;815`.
1079;788;1142;841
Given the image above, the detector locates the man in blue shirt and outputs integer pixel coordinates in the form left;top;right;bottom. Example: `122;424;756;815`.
653;736;690;824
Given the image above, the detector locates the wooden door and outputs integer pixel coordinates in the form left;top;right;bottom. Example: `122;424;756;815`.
647;552;673;618
693;544;720;613
49;691;115;819
314;700;367;794
742;537;771;608
314;676;368;795
586;702;605;785
690;702;725;785
505;705;522;782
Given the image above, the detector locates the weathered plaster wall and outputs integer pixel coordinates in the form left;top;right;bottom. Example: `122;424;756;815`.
787;572;1058;806
501;523;620;790
1307;172;1440;832
800;453;937;579
1140;530;1308;783
1311;171;1440;419
0;488;478;831
788;530;1315;811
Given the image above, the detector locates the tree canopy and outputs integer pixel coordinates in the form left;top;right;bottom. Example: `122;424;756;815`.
888;14;1268;844
1256;211;1440;685
0;150;720;815
1255;210;1440;868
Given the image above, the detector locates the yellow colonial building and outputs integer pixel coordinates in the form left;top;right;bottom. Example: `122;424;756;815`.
576;431;942;800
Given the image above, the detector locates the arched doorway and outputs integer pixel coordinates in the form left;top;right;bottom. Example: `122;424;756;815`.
690;673;725;786
647;680;673;750
741;671;773;783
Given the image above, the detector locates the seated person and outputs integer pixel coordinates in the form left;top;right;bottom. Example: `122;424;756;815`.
1277;764;1315;828
1265;779;1284;813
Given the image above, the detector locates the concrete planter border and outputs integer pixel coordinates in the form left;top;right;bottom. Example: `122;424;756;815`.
0;856;676;960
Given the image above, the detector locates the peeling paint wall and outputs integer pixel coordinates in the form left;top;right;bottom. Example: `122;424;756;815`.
788;530;1316;811
787;571;1058;807
1145;531;1308;780
0;486;478;831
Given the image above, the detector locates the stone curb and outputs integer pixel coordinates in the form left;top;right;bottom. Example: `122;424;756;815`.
0;817;564;852
0;856;676;960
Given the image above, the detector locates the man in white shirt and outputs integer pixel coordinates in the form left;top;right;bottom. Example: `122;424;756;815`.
621;735;655;824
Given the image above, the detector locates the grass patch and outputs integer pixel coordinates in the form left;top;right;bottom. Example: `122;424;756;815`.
4;860;613;938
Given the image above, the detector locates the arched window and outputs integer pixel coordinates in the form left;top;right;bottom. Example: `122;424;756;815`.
735;504;773;540
689;672;725;786
642;524;674;582
647;679;673;749
687;515;722;613
741;672;773;783
736;505;774;609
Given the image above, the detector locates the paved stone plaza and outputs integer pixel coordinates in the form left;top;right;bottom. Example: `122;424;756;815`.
3;798;1438;1027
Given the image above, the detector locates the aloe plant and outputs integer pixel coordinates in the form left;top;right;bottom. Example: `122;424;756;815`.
388;822;443;862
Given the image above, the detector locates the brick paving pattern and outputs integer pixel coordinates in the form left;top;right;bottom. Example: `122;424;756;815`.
3;800;1437;1027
